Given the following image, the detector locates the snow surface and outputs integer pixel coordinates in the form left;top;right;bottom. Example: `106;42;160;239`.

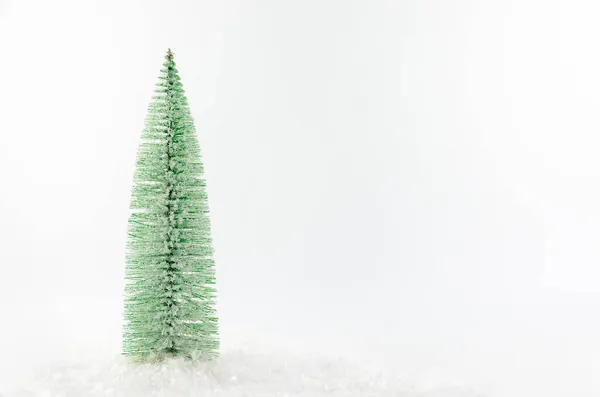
4;343;484;397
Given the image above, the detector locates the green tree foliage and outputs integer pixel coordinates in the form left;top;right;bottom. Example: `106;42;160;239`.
123;49;219;362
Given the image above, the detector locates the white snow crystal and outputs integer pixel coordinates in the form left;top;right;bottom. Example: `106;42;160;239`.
3;344;484;397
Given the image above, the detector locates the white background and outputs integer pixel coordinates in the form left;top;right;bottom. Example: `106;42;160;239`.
2;0;600;396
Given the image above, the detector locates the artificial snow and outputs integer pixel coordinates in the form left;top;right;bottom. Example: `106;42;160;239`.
4;344;484;397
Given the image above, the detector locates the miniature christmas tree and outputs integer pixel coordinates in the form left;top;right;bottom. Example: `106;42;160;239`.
123;49;219;362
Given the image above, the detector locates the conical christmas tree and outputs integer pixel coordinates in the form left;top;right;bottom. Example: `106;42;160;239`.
123;49;219;362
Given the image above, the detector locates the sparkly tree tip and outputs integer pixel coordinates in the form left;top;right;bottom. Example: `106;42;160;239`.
166;48;174;60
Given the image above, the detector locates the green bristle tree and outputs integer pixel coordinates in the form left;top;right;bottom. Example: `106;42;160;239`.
123;49;219;362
